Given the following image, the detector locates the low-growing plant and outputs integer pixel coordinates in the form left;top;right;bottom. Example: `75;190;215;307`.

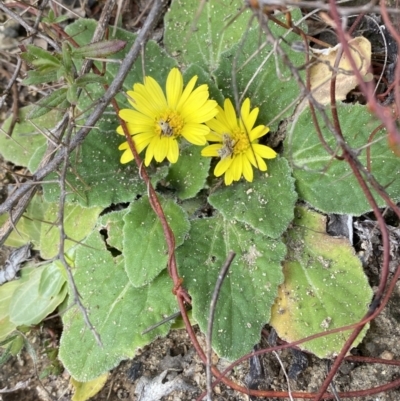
0;0;399;399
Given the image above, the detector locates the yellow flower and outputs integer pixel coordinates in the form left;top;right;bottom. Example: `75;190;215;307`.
117;68;218;165
201;98;277;185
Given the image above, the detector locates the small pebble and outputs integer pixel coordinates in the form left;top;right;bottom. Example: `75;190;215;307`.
380;350;394;360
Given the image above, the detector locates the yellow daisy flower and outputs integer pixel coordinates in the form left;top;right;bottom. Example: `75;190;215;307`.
117;68;218;165
201;98;277;185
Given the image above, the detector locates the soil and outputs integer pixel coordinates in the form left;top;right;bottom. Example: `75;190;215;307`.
1;1;400;401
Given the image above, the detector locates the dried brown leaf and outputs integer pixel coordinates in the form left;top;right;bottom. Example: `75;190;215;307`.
309;36;371;105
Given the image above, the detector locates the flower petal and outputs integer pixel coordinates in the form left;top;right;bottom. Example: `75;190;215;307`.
154;136;169;162
201;144;222;157
242;106;258;134
119;109;153;125
183;99;219;123
145;136;159;166
252;143;277;159
245;147;257;168
120;148;134;164
224;168;234;185
214;157;233;176
167;139;179;163
206;117;230;136
144;75;167;108
176;75;198;110
128;90;160;117
232;153;243;181
240;98;251;120
223;98;239;132
250;125;269;141
242;155;254;182
255;153;267;171
181;123;209;145
205;131;223;142
133;132;155;150
166;68;183;109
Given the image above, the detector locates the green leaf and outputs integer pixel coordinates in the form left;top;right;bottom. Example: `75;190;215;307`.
0;195;47;249
98;209;127;252
164;0;251;72
62;42;74;75
214;9;306;130
177;216;285;360
28;88;68;119
0;106;59;167
59;228;177;381
39;203;102;259
75;73;107;87
67;84;79;105
42;10;69;24
21;45;61;69
22;69;59;85
29;115;147;207
166;143;210;200
208;157;297;239
9;264;67;326
123;195;190;287
270;206;372;358
286;103;400;214
71;40;126;58
38;261;67;297
0;268;34;342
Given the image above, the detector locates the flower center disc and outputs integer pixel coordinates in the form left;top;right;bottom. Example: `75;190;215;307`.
231;129;250;155
156;110;184;138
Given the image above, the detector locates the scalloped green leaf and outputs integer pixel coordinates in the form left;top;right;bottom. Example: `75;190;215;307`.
0;195;47;249
98;209;128;252
59;228;177;382
177;216;285;360
39;203;102;259
29;117;146;207
286;103;400;215
208;157;297;239
9;263;67;326
123;195;190;287
214;9;306;130
0;267;34;342
166;143;210;200
0;107;60;167
164;0;251;72
270;206;372;358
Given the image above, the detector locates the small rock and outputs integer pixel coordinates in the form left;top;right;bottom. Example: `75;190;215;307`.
380;350;394;360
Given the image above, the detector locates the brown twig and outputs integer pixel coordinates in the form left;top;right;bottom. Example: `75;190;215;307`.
206;252;236;401
57;115;102;347
0;2;60;50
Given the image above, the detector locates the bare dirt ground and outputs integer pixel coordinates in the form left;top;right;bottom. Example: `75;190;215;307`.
1;1;400;400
